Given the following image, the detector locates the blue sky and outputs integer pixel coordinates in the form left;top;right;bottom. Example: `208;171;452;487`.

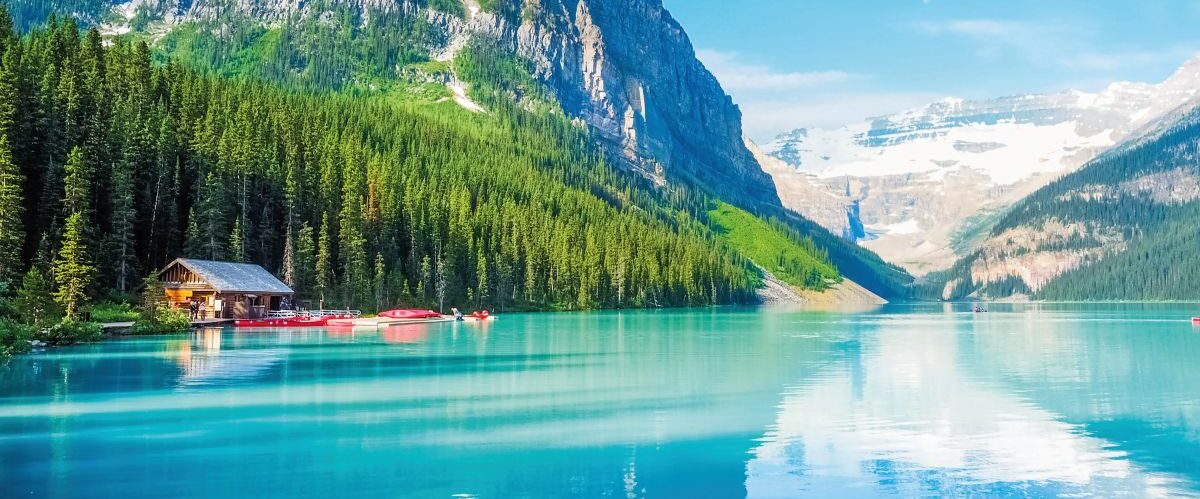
662;0;1200;141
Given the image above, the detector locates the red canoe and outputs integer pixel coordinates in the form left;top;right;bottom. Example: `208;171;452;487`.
1193;317;1200;324
378;309;443;320
234;314;353;328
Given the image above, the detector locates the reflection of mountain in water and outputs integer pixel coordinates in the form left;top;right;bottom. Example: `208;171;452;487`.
745;311;1195;497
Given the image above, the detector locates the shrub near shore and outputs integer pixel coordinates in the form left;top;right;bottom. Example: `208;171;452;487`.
0;318;33;363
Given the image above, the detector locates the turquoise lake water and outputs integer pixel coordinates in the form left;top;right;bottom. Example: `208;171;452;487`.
2;304;1200;498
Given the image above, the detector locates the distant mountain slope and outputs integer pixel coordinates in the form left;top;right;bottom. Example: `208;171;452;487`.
762;57;1200;274
921;97;1200;301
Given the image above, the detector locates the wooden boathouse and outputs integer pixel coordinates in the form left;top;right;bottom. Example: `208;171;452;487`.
157;258;294;320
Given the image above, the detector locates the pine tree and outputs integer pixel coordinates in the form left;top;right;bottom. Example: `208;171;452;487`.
0;48;17;142
0;135;23;286
475;246;489;309
62;146;89;217
281;223;296;288
15;266;59;327
294;222;316;301
228;218;245;262
435;250;448;313
417;255;431;304
315;215;334;305
373;253;386;312
53;212;95;320
139;273;167;320
184;207;203;258
108;154;137;292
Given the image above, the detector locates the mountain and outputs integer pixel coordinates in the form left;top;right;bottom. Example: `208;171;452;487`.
762;57;1200;274
2;0;912;307
103;0;914;299
82;0;782;207
921;92;1200;301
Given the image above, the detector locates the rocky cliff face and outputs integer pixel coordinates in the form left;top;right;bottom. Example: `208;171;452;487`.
132;0;780;206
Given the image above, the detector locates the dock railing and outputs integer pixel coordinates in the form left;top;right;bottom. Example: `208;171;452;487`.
305;309;363;318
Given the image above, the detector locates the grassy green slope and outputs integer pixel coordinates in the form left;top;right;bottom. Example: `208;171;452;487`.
707;202;839;291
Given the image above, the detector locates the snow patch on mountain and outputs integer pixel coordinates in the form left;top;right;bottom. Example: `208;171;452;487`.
778;122;1116;185
767;55;1200;184
761;54;1200;274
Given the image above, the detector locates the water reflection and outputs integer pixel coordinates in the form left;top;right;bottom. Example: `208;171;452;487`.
747;308;1200;498
174;329;286;390
1;307;1199;497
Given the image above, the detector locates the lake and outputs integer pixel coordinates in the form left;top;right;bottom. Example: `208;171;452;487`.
2;304;1199;498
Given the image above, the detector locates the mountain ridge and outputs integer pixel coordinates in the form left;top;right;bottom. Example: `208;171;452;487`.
921;91;1200;301
96;0;783;208
761;54;1200;275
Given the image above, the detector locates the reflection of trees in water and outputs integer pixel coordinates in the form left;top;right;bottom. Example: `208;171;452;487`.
0;311;850;498
173;329;287;390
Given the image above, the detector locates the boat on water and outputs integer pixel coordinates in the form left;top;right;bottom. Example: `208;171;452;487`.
466;310;493;321
1193;317;1200;325
450;307;493;322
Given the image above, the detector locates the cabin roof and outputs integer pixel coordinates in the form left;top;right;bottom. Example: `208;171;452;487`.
160;258;294;294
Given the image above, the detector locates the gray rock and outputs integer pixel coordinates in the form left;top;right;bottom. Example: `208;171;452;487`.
138;0;781;207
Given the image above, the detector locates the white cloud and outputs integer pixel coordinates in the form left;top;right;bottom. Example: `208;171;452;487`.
912;18;1073;63
913;19;1029;38
736;92;944;142
696;50;856;91
913;18;1198;73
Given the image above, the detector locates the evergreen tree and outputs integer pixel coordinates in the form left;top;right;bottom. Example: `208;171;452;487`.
62;146;89;217
294;222;316;301
281;224;296;288
228;218;245;262
184;207;203;258
52;212;95;320
315;215;334;305
15;266;59;327
373;253;386;311
139;273;167;320
108;154;137;292
435;250;448;313
0;135;22;287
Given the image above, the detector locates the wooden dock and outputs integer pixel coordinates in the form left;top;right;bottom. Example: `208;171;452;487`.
100;319;233;333
191;319;234;328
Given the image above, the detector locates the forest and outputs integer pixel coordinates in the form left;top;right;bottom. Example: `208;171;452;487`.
0;5;861;332
922;108;1200;301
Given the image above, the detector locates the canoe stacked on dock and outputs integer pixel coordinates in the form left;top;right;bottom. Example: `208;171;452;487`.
236;309;493;329
328;310;452;328
327;316;452;327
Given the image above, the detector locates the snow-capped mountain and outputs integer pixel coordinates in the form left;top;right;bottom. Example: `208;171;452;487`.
761;55;1200;274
